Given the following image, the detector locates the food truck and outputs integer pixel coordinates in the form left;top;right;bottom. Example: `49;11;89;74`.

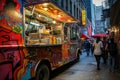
0;0;80;80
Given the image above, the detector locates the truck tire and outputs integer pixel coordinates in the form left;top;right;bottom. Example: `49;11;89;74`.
36;64;50;80
77;53;80;61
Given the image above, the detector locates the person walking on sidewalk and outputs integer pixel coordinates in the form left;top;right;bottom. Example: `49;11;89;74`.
84;39;91;56
93;37;103;70
101;37;108;64
107;38;118;72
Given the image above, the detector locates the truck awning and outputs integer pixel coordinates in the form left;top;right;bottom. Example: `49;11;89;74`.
25;2;77;23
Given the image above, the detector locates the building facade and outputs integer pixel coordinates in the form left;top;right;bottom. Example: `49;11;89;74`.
104;0;120;71
52;0;86;22
95;6;105;34
84;0;95;35
110;0;120;72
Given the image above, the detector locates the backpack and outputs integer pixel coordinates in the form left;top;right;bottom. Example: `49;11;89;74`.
108;43;117;56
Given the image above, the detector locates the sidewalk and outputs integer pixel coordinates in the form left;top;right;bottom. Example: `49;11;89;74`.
52;51;120;80
78;51;120;80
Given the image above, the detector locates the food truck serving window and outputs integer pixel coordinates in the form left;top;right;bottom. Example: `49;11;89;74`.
24;5;62;45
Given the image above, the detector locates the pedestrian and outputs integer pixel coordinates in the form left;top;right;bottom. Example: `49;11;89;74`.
84;39;91;56
93;37;103;70
107;38;118;72
101;37;108;64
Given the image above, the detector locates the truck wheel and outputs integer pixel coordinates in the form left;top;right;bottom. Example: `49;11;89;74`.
77;53;80;61
36;64;50;80
76;51;80;61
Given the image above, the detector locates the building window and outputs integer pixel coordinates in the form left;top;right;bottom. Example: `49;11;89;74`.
77;8;79;19
74;5;76;17
70;0;72;14
66;0;69;11
61;0;64;8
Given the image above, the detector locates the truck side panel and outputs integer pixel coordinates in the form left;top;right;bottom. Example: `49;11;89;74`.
0;0;25;80
0;0;79;80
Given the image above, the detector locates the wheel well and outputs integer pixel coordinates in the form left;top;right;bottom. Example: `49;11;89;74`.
35;59;51;80
36;59;51;73
76;48;80;56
